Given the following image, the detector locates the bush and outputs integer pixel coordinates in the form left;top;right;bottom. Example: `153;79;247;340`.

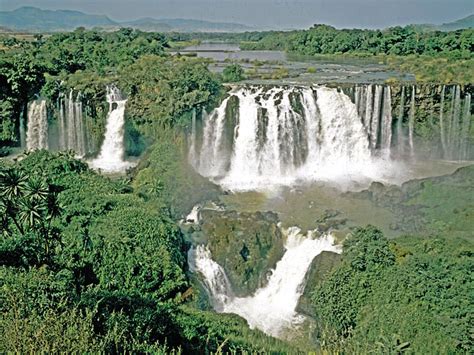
311;226;472;353
222;63;244;82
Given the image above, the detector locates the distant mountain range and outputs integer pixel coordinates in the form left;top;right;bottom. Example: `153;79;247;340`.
0;7;116;32
0;7;254;33
0;7;472;33
413;14;474;32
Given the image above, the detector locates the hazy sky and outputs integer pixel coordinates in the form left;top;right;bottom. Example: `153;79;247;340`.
1;0;473;29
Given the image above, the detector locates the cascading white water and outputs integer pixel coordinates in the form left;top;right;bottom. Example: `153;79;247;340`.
448;86;461;159
26;99;48;150
19;105;26;148
197;97;231;177
189;227;341;338
437;85;471;161
380;86;393;153
408;86;416;157
193;85;398;190
370;85;383;150
396;86;406;155
90;86;132;172
188;108;198;164
58;90;88;156
460;93;472;160
354;84;393;154
439;85;447;156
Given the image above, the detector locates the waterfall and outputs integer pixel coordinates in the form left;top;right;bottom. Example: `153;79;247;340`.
189;227;341;338
460;93;472;160
58;94;66;150
450;86;461;158
67;91;77;152
197;97;231;176
188;245;234;310
438;85;471;161
396;86;406;155
364;86;373;135
194;85;397;191
447;86;462;159
188;108;198;164
408;86;416;157
439;85;447;156
57;90;88;156
354;84;393;154
75;92;86;156
380;86;393;153
370;85;383;150
19;105;26;148
26;100;48;150
90;85;132;172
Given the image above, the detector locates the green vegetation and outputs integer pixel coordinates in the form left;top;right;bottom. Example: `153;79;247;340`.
198;209;284;295
118;55;222;130
168;24;474;84
358;165;474;238
311;226;472;354
240;25;473;57
0;28;169;147
2;158;471;353
386;55;474;84
0;28;224;155
0;28;297;352
222;63;244;82
0;151;297;353
132;129;220;218
0;23;472;353
239;25;474;83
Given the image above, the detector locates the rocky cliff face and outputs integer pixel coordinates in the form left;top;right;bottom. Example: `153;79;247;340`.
185;208;286;296
344;83;473;160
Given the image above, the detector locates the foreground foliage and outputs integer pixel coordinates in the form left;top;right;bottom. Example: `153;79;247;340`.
1;152;472;353
0;151;295;353
312;226;473;353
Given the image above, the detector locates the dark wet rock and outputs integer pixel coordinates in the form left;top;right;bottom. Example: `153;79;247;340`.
199;209;285;296
315;209;348;234
297;251;342;317
316;209;340;222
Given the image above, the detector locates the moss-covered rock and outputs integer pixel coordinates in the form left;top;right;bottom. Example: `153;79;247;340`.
297;251;342;317
132;129;221;218
199;209;285;296
348;165;474;238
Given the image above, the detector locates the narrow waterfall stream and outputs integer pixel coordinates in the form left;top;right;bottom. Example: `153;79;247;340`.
57;90;89;156
189;227;341;338
90;85;132;172
26;99;48;150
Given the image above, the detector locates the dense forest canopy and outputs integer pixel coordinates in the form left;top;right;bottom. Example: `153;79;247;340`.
239;25;474;57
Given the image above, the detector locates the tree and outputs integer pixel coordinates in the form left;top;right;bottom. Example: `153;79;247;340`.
0;166;63;260
222;64;244;82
